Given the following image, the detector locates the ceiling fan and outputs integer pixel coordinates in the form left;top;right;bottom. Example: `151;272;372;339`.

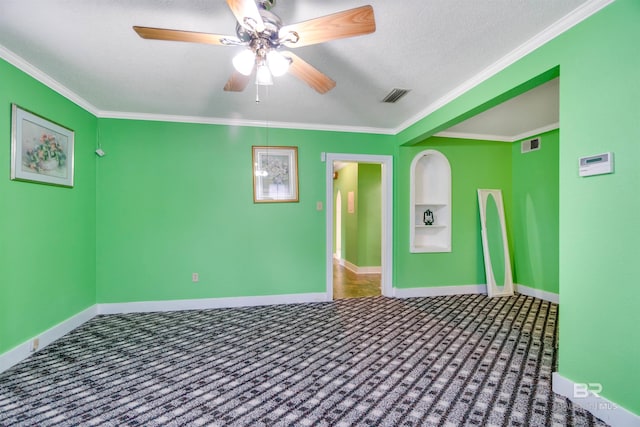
133;0;376;94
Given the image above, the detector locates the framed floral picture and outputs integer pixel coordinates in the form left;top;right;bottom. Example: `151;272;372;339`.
11;104;75;187
252;146;298;203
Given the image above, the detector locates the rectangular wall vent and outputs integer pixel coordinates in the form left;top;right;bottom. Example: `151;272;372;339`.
521;137;541;153
382;88;410;103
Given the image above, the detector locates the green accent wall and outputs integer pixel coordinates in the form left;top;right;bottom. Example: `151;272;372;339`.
357;163;381;267
512;129;559;293
0;59;97;354
95;120;393;303
333;163;381;268
556;2;639;413
396;0;640;414
396;137;512;288
334;163;359;265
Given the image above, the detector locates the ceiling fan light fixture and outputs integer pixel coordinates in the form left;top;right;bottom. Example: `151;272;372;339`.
266;51;290;76
135;2;376;94
256;63;273;86
232;50;255;76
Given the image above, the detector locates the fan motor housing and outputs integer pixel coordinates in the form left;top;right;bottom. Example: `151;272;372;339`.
235;8;282;44
258;0;275;10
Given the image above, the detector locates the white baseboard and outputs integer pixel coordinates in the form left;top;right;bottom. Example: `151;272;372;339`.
342;259;382;274
394;284;487;298
357;266;382;274
1;293;328;374
97;292;329;315
394;284;560;303
515;283;559;304
553;372;640;426
0;305;97;374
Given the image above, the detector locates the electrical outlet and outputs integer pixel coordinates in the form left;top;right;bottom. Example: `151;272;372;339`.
30;338;39;352
192;273;199;283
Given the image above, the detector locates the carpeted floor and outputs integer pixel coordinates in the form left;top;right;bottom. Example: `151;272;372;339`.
0;294;607;426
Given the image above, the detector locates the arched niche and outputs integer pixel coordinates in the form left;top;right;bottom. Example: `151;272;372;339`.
409;149;451;253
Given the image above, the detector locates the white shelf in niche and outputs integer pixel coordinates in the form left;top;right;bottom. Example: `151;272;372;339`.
410;150;451;253
416;244;449;252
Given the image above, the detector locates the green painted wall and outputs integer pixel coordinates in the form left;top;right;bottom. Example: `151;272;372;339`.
333;163;381;268
396;0;640;414
95;119;394;303
0;59;97;354
333;163;359;265
2;0;638;416
357;163;381;267
396;137;512;288
511;129;559;294
556;2;639;414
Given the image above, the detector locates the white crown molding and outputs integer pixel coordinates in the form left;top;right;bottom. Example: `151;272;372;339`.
0;43;387;135
1;0;612;136
96;110;395;135
435;122;560;143
434;131;513;143
394;0;614;135
0;44;99;115
553;372;640;426
0;305;97;374
510;123;560;142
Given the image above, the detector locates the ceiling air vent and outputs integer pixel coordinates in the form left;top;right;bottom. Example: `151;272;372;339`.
382;88;410;103
521;137;541;153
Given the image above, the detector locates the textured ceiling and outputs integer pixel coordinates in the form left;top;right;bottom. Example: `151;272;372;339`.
440;78;560;142
0;1;601;137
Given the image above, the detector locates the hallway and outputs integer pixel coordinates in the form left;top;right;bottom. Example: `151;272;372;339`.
332;260;381;299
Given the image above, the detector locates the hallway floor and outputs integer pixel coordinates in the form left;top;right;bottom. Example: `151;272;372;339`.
333;260;381;299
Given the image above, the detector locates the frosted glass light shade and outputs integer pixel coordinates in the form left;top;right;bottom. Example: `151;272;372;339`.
232;50;255;76
267;51;290;77
256;64;273;85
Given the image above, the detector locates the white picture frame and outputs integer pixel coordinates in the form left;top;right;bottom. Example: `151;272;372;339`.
11;104;75;187
252;146;299;203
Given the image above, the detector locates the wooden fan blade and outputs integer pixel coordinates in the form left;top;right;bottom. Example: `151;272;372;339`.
279;5;375;48
226;0;265;32
133;26;239;46
282;52;336;94
224;70;253;92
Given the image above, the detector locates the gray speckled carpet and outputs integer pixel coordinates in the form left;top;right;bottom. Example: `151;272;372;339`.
0;294;607;426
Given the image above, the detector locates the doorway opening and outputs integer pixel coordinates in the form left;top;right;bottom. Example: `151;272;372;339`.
332;163;381;299
325;153;393;300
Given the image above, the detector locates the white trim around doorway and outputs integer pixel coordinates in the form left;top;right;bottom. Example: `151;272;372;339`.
325;153;393;299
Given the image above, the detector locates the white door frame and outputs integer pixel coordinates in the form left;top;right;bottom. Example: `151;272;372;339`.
335;190;342;260
325;153;393;299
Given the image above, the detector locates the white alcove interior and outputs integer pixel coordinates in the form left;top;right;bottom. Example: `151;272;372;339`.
410;149;451;253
